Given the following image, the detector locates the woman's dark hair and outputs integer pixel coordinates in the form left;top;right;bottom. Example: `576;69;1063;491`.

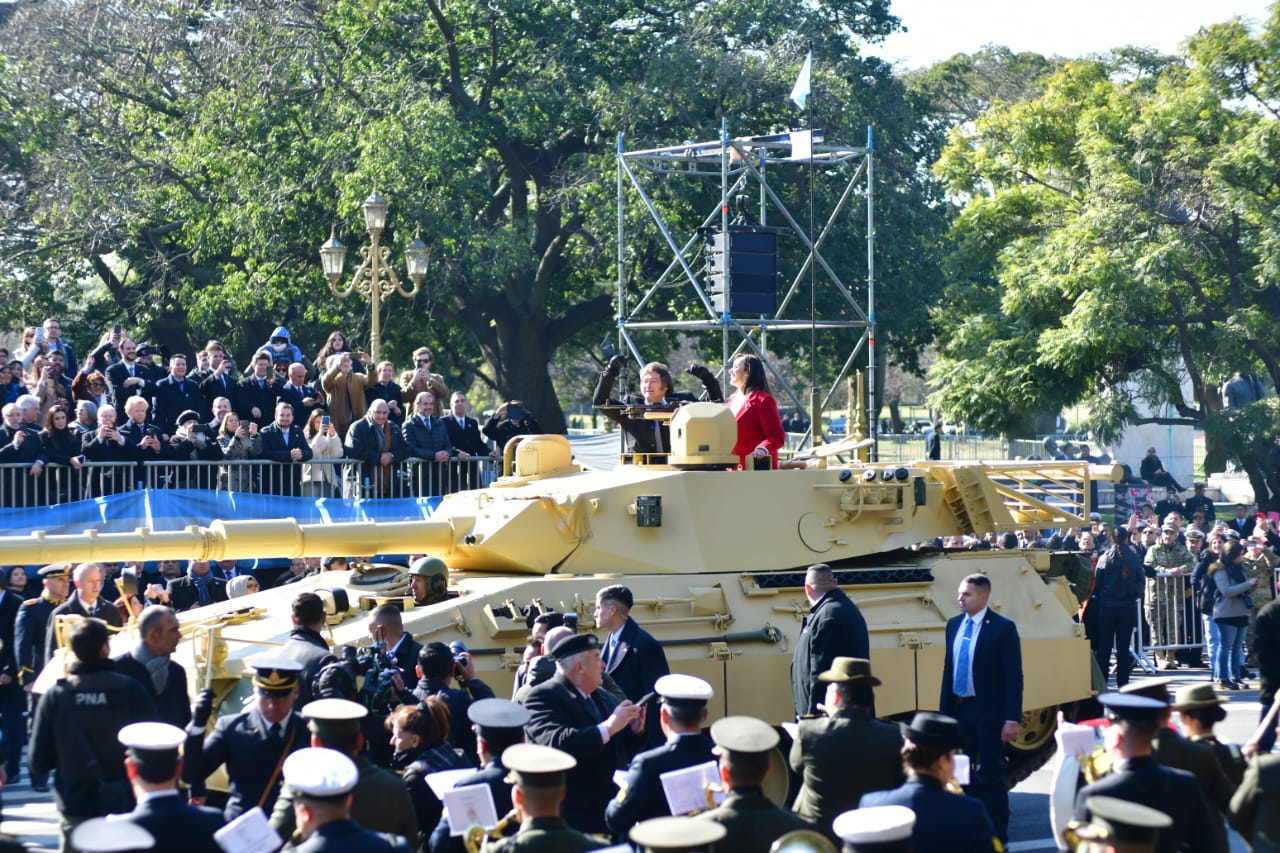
42;405;69;433
315;330;349;366
735;354;771;396
1181;704;1227;727
901;739;950;771
1223;540;1246;564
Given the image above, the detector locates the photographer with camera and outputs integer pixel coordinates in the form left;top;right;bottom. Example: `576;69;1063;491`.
412;641;495;765
361;605;420;765
168;409;223;489
482;400;543;452
592;352;724;457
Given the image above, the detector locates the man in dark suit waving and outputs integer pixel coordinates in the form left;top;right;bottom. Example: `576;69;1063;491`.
939;572;1023;844
595;584;668;748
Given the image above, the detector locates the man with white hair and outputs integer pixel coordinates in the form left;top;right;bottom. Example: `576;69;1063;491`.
81;404;130;495
44;563;124;662
523;632;645;834
0;400;43;504
344;399;410;498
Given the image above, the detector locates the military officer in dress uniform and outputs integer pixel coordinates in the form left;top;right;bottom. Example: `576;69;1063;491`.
629;815;726;853
15;562;70;792
479;743;607;852
183;656;310;822
1066;795;1174;853
1072;693;1217;853
791;658;904;837
832;805;914;853
605;673;717;840
281;747;413;852
69;819;155;852
112;722;223;852
694;716;815;853
271;698;417;847
429;698;530;853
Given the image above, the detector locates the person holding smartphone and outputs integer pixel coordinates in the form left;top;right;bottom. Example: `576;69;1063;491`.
302;408;342;498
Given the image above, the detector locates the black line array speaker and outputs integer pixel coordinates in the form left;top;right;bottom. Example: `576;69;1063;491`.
705;226;778;315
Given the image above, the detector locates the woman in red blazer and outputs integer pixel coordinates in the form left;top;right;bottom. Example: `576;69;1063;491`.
727;354;785;469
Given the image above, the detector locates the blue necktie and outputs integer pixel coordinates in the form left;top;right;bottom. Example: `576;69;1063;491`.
953;617;975;696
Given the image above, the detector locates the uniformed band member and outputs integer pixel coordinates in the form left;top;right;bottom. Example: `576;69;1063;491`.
695;715;814;852
68;818;154;852
1065;795;1173;853
1169;683;1245;789
831;804;915;853
15;562;71;792
790;658;904;836
859;712;997;853
113;721;223;853
605;673;717;840
29;618;156;848
429;698;531;853
629;815;727;853
1071;693;1217;853
183;655;309;822
271;697;418;847
1228;707;1280;848
281;747;413;852
478;743;606;852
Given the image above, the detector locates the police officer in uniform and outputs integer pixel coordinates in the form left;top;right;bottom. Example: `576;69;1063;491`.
183;656;309;822
28;618;156;848
479;743;607;852
112;722;223;852
1072;693;1217;853
15;562;70;792
695;716;815;853
271;698;417;847
280;747;413;852
791;658;904;836
605;673;716;841
1066;795;1174;853
429;698;530;853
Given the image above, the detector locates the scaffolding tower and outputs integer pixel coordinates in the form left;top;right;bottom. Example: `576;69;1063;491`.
615;119;877;452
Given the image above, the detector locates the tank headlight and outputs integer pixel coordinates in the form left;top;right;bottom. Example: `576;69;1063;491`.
862;468;877;482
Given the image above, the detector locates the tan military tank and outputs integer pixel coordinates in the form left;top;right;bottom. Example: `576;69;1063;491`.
14;404;1111;781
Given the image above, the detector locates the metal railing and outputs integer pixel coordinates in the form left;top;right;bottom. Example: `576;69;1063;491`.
0;457;501;507
1134;573;1201;672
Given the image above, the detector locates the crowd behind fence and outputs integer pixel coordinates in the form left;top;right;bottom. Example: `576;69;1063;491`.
0;456;502;506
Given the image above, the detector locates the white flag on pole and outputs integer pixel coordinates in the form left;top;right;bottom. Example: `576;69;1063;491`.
790;50;812;111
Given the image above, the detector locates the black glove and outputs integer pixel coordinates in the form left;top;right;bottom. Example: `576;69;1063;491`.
192;688;215;728
606;354;627;375
686;363;713;381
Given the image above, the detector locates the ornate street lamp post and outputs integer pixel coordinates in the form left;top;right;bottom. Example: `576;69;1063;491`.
319;191;430;363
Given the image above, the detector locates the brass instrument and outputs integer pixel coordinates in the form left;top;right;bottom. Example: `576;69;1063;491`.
462;807;519;853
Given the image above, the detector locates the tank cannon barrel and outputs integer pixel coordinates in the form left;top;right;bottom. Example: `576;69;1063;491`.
0;518;456;566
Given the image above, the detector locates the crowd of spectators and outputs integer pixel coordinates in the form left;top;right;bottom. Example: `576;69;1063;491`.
0;319;533;505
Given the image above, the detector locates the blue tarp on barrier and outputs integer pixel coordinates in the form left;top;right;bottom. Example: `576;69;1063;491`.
0;489;442;536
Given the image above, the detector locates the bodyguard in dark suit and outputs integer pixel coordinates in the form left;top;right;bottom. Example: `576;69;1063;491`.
428;698;529;853
258;401;313;496
790;658;904;837
115;721;223;853
791;563;869;719
695;716;814;853
523;632;645;834
113;606;191;729
596;584;669;748
279;592;334;708
1072;693;1217;853
939;572;1023;843
860;712;999;853
605;674;717;841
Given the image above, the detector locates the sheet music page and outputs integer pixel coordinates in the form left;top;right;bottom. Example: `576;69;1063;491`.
443;783;499;836
214;806;281;853
660;760;725;815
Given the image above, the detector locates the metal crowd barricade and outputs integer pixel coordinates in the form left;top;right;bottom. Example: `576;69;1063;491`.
0;460;137;506
1134;573;1202;670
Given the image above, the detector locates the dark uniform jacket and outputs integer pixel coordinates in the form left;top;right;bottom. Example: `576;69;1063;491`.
44;594;123;662
411;675;496;764
429;759;514;853
15;593;62;686
186;705;309;821
271;752;418;846
1073;755;1217;853
28;658;157;817
695;786;814;853
289;818;414;852
1229;751;1280;851
861;774;998;853
121;791;223;853
791;588;869;718
1153;729;1234;852
478;816;606;853
114;650;192;729
790;708;905;831
602;616;669;748
280;626;333;707
605;731;716;840
523;672;641;834
1184;493;1217;524
396;741;468;851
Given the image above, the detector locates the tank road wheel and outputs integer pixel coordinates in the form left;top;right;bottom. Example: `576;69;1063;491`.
1005;705;1058;787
